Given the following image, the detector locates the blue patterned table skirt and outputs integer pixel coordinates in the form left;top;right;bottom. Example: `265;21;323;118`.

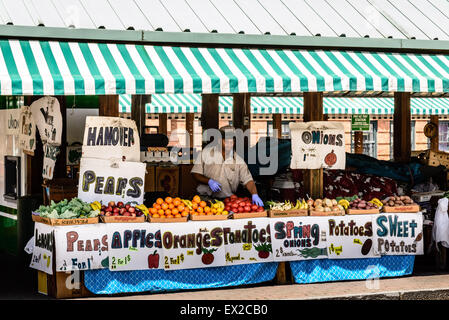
290;255;415;284
84;262;279;295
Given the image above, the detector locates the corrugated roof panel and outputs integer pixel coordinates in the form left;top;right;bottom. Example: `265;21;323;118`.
209;0;261;34
281;0;338;37
27;0;66;27
108;0;152;30
185;0;235;33
134;0;181;32
412;0;449;40
391;0;449;40
233;0;286;35
346;0;407;38
79;0;124;29
52;0;96;29
159;0;208;33
305;0;360;37
0;1;11;24
257;0;311;36
368;0;428;39
325;0;384;38
1;0;34;26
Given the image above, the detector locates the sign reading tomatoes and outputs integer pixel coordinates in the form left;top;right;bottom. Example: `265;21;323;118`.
289;121;345;170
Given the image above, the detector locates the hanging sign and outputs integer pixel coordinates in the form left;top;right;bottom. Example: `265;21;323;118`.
18;105;36;155
160;221;226;270
222;218;273;265
42;143;60;180
107;223;163;271
78;157;145;205
326;215;378;259
6;108;20;136
270;217;328;261
373;213;424;255
30;223;54;275
30;96;63;146
82;116;140;162
54;224;108;271
351;115;370;131
289;121;345;170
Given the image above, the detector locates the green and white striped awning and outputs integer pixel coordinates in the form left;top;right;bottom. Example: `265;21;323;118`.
4;39;449;95
119;94;449;115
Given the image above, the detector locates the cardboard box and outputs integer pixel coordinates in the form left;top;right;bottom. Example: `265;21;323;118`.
268;209;308;217
309;210;345;216
231;211;268;219
145;164;156;192
32;214;99;226
149;216;188;223
382;205;420;213
190;214;228;221
100;216;146;223
155;166;179;196
347;209;380;215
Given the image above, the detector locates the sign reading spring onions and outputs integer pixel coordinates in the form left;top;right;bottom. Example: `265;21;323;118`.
289;121;345;170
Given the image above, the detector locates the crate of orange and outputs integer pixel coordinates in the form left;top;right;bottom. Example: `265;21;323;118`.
188;195;229;221
148;196;189;223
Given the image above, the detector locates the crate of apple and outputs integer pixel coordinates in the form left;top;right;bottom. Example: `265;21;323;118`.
224;195;266;219
100;201;145;222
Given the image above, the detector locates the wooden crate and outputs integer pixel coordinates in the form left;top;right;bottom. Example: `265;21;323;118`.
347;209;380;215
144;164;156;192
32;214;99;226
190;214;228;221
155;166;179;196
310;210;345;216
268;209;308;217
149;216;188;223
231;211;268;219
100;215;146;223
382;205;420;213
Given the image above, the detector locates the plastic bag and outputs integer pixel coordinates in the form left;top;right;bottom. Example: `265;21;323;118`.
431;197;449;250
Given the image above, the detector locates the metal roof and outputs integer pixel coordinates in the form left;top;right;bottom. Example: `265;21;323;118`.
2;0;449;41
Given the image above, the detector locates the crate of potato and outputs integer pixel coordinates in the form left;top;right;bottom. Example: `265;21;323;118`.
346;198;380;215
309;198;345;216
381;196;420;213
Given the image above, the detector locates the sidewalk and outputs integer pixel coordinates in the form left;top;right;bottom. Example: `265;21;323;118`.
79;273;449;300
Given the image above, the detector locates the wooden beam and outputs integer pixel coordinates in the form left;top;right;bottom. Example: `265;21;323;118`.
430;115;439;152
186;113;195;148
158;113;167;135
354;131;364;154
232;93;251;131
273;114;282;138
52;96;67;180
393;92;411;163
131;95;151;136
201;94;219;131
303;92;324;199
98;95;119;117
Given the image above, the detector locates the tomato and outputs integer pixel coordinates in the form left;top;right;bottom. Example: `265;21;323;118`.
242;197;249;202
238;207;245;213
257;207;264;212
244;205;251;212
231;203;239;208
230;195;238;200
224;198;230;204
251;204;258;211
225;205;231;211
239;201;246;207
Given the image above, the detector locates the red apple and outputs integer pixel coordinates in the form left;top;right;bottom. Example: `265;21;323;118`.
125;204;131;210
106;206;113;212
119;208;126;215
108;201;116;207
117;201;124;208
112;212;119;216
131;213;136;217
105;212;111;216
113;207;120;213
123;212;131;216
128;207;136;213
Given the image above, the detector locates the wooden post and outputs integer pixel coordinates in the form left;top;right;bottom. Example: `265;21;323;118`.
186;113;195;148
131;95;151;136
354;131;364;154
430;115;439;152
98;95;119;117
52;96;67;179
159;114;168;135
201;94;219;146
303;92;324;199
273;114;282;138
393;92;411;163
232;93;251;131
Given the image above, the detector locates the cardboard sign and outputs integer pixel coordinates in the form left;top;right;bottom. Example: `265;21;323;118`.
373;213;424;256
18;105;36;155
326;215;378;259
42;143;60;180
289;121;345;170
270;217;328;262
30;223;54;275
222;218;273;265
30;96;63;146
107;223;164;271
352;115;370;131
82;116;140;162
54;224;108;271
6;108;20;136
160;221;226;270
78;157;145;205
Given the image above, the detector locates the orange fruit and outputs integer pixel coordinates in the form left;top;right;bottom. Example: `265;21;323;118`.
178;204;185;212
156;198;164;205
175;197;181;202
161;203;168;210
193;195;201;203
199;201;207;208
199;212;206;216
154;204;161;210
153;214;160;218
168;203;174;209
166;215;173;219
165;197;173;203
175;214;182;218
192;203;198;210
204;206;211;213
165;209;172;216
197;207;204;213
206;212;213;215
173;199;181;207
172;208;179;215
159;215;166;219
157;209;164;216
181;211;188;217
191;212;198;216
150;208;157;215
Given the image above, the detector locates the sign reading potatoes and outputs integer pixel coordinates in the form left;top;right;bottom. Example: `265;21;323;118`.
289;121;345;170
82;116;140;162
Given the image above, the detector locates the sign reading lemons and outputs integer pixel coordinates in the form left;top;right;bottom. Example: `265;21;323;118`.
351;115;370;131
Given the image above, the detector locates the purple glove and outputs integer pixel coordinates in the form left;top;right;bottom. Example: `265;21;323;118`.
208;179;222;192
252;194;264;207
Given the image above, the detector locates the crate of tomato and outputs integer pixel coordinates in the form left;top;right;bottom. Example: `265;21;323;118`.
224;195;267;219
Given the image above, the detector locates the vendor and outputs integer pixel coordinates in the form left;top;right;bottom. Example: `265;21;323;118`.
191;126;264;207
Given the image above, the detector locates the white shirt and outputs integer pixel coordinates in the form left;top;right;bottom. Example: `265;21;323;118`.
191;145;254;198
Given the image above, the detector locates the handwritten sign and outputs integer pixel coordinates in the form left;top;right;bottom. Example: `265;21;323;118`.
77;157;145;205
270;216;328;261
30;223;54;274
107;223;163;271
6;108;20;136
82;116;140;162
18;105;36;155
54;224;108;271
373;213;424;255
42;143;60;180
30;96;63;146
289;121;345;170
222;218;273;265
160;221;226;270
326;215;378;259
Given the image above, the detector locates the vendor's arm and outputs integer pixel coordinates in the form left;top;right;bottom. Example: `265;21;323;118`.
191;172;210;185
239;161;264;206
245;180;258;195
